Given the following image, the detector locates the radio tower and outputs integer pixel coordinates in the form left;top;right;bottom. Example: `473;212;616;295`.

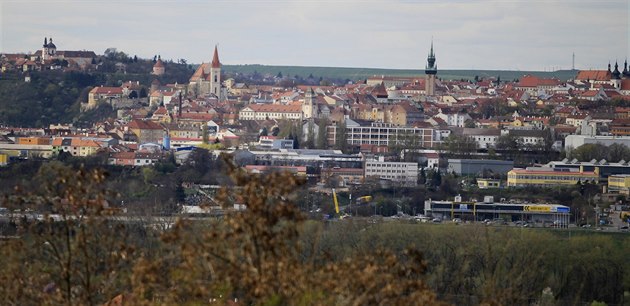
572;52;575;70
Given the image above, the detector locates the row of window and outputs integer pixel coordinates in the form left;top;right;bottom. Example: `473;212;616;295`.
508;174;596;181
367;169;411;174
366;163;415;168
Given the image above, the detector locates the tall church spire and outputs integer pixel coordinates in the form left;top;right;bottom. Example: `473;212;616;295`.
424;40;438;96
425;39;437;74
211;45;221;68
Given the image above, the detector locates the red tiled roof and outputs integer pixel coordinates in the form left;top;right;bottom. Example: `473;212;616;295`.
112;152;135;160
90;86;123;95
178;113;216;120
517;75;561;87
580;90;600;97
153;59;164;68
57;51;97;58
246;104;302;113
128;119;163;130
575;70;611;81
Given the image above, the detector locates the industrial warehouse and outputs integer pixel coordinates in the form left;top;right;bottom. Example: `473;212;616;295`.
424;196;571;227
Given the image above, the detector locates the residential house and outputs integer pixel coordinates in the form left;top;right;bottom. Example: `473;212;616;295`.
434;109;472;127
151;106;171;123
508;129;548;147
88;86;124;108
389;102;423;126
611;119;630;136
461;128;501;149
514;75;562;93
127;119;164;144
52;137;102;157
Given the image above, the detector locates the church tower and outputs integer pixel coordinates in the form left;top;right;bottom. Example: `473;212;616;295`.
611;61;622;89
303;87;317;119
209;46;221;98
41;37;57;63
425;40;437;96
623;59;630;78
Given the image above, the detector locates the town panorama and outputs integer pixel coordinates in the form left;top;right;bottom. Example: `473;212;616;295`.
1;37;630;305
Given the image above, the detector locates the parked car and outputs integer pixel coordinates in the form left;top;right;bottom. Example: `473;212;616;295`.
414;216;431;223
452;218;462;224
432;218;442;223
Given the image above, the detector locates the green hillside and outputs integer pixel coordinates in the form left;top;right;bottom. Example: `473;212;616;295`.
0;56;194;127
223;64;579;82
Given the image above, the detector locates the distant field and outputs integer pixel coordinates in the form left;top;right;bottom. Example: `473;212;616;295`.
223;64;579;82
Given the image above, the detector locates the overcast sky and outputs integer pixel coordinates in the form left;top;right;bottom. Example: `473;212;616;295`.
0;0;628;71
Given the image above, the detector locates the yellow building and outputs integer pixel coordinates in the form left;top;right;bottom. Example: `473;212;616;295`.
608;174;630;195
0;153;8;166
507;167;599;187
477;178;501;189
17;137;51;145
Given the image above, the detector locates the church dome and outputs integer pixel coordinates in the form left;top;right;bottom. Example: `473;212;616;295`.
47;38;57;49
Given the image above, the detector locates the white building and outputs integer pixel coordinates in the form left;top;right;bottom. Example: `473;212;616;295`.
461;128;502;149
565;135;630;151
434;110;472;127
364;160;419;186
239;104;303;121
327;120;441;148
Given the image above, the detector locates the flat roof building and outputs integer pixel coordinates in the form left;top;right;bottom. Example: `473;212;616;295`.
608;174;630;195
565;135;630;151
365;160;418;186
425;196;570;226
507;167;599;187
447;159;514;176
327;120;441;148
547;158;630;179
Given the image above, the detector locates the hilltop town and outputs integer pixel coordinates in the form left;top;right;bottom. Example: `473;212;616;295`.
1;37;630;225
3;29;630;305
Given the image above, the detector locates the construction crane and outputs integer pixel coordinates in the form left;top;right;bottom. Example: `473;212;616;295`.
332;188;341;219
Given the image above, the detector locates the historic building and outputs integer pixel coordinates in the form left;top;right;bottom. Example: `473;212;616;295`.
152;56;165;76
32;37;96;69
575;60;630;90
188;46;222;99
425;41;437;96
302;87;318;119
